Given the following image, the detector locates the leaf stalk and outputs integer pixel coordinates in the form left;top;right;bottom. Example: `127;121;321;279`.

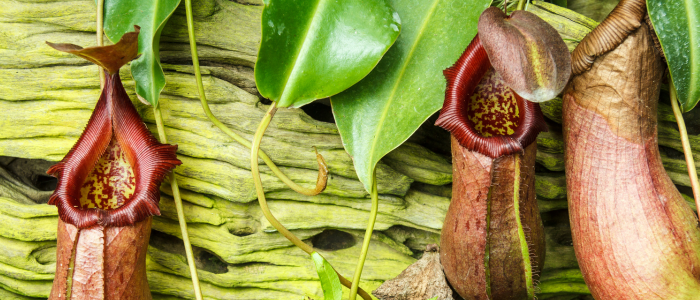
153;105;203;300
516;0;527;11
183;0;325;196
251;103;371;300
183;1;362;298
348;173;378;300
670;80;700;211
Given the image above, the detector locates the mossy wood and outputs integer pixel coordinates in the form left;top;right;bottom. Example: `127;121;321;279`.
0;1;698;299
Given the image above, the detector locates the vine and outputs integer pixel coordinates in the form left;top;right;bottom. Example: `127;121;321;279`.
348;172;378;300
670;80;700;211
181;0;370;298
153;105;203;300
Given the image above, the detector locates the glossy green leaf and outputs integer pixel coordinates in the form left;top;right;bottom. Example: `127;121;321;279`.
311;252;343;300
331;0;490;192
100;0;181;106
427;297;438;300
255;0;401;108
648;0;700;112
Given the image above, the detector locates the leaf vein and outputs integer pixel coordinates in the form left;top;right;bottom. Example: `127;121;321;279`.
366;0;442;178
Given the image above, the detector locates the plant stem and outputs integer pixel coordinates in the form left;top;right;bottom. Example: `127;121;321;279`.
182;1;352;297
670;81;700;211
516;0;527;11
153;105;203;300
95;0;105;87
251;103;371;300
182;0;326;197
348;172;378;300
251;103;310;251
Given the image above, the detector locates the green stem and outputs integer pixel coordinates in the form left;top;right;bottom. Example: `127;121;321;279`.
670;81;700;211
251;103;371;300
182;0;326;197
250;103;312;252
95;0;105;87
516;0;527;11
182;1;354;297
348;172;378;300
154;105;203;300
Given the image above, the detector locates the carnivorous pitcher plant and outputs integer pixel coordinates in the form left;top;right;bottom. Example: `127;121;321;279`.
564;0;700;298
45;26;181;299
436;6;570;300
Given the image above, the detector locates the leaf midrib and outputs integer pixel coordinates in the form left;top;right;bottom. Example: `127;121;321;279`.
150;1;160;105
685;0;699;111
277;0;325;107
365;0;441;178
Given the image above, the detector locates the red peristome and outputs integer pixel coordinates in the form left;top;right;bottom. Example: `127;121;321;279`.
47;71;181;228
435;35;547;158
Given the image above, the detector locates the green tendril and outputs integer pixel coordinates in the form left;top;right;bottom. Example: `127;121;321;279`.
153;105;203;300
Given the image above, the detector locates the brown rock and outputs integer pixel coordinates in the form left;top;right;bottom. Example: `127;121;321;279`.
373;245;453;300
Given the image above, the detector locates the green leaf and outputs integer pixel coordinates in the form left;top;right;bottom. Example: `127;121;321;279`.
255;0;401;108
311;252;343;300
331;0;490;192
551;0;567;8
648;0;700;112
427;297;438;300
101;0;181;106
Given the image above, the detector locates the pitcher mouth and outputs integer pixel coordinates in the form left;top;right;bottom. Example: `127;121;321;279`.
47;72;181;229
465;67;524;138
435;34;547;158
78;136;136;211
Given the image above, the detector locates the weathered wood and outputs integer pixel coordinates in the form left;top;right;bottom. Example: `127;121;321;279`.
2;0;699;299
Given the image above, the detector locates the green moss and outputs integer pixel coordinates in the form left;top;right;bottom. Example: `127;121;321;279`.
0;273;52;298
538;199;568;213
0;287;43;300
0;200;57;242
383;143;452;186
0;236;55;275
537;151;565;172
0;262;54;281
540;97;564;124
537;132;566;154
536;174;568;200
